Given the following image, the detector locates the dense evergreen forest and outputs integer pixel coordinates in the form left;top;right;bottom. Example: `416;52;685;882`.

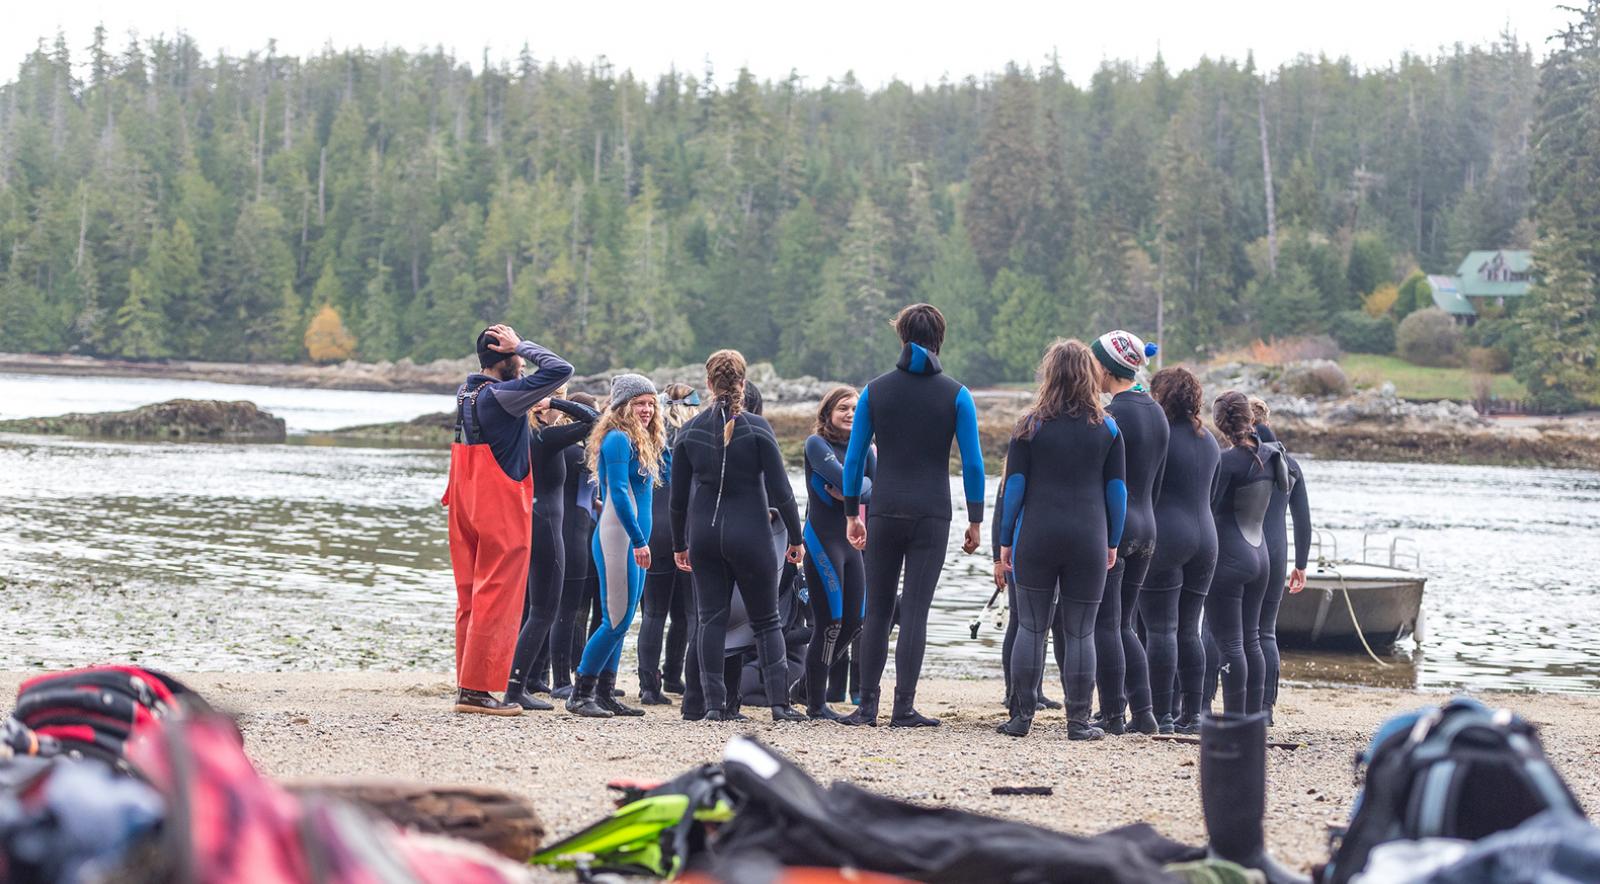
0;9;1595;397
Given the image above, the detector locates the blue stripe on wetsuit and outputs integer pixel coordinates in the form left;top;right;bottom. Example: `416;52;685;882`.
954;386;986;523
999;472;1027;546
803;522;844;619
1104;416;1128;549
810;473;836;507
841;385;874;514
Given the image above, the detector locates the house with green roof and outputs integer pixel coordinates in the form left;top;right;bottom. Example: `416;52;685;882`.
1425;249;1533;324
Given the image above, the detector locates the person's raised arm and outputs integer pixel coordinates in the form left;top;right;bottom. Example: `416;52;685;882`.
954;387;986;525
487;337;575;415
600;431;647;549
540;399;599;448
841;387;875;518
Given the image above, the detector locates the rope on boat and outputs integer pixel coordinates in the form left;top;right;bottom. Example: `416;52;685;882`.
1327;566;1391;668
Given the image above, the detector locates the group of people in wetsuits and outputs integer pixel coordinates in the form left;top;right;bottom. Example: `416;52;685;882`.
444;305;1311;736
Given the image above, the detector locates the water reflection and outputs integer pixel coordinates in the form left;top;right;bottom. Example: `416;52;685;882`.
2;431;1598;693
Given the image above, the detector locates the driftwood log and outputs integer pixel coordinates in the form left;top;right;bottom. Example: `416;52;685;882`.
287;781;545;861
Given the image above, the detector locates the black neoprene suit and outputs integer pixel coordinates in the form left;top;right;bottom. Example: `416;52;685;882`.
551;444;595;686
671;407;803;712
995;479;1064;706
507;400;599;692
999;412;1127;725
801;434;875;711
1092;390;1168;719
1139;419;1221;720
1206;437;1290;714
841;343;986;719
637;426;691;690
1254;424;1311;713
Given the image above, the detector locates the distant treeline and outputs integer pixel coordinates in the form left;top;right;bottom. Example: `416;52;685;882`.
0;13;1592;393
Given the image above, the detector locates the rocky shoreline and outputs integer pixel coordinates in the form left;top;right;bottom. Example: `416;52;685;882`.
0;399;287;442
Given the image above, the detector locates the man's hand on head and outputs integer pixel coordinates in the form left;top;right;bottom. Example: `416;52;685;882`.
486;324;521;353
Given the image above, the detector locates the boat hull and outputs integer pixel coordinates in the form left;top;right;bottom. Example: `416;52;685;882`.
1275;562;1426;651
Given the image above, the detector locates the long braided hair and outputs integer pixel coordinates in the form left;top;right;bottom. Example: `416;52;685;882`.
1212;390;1260;464
704;349;748;525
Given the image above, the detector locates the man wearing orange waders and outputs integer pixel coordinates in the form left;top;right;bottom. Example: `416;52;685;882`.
445;324;573;715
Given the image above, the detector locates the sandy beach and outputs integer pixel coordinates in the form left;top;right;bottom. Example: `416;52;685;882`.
6;671;1596;876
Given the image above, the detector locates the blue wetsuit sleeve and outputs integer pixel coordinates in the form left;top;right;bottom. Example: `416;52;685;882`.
600;430;647;548
1289;461;1312;570
1103;422;1128;549
484;341;575;415
670;433;691;552
756;420;804;545
954;386;986;523
807;434;873;502
842;386;874;517
998;435;1029;548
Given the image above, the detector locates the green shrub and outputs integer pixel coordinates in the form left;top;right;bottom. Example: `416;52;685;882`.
1330;310;1397;354
1396;308;1463;367
1394;270;1429;319
1466;346;1511;374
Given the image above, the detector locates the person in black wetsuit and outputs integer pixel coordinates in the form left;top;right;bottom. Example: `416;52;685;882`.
1206;391;1291;715
1250;400;1311;723
635;384;700;705
549;392;601;701
506;391;600;709
1140;368;1221;734
799;386;876;721
995;470;1066;712
839;304;986;728
671;351;807;723
1088;330;1166;736
997;339;1127;740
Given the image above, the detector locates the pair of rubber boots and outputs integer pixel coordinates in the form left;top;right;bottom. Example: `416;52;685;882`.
1200;711;1308;884
565;674;644;719
839;689;940;728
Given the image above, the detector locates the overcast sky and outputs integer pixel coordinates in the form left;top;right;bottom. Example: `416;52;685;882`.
5;1;1574;88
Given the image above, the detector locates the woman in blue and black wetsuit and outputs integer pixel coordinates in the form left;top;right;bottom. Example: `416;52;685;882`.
671;350;807;723
1250;399;1311;723
635;383;700;705
799;386;875;721
997;339;1127;741
506;389;599;709
1141;368;1221;734
1206;391;1291;715
566;375;665;719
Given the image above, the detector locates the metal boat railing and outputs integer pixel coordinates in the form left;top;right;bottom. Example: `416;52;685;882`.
1361;533;1422;569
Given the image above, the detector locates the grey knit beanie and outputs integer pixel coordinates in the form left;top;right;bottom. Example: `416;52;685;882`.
608;373;658;411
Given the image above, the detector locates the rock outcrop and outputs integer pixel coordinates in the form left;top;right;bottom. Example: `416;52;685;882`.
0;399;287;442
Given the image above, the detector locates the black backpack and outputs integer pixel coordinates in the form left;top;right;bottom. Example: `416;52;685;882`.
1322;698;1584;883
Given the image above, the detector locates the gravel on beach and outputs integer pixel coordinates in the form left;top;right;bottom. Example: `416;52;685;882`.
4;671;1598;876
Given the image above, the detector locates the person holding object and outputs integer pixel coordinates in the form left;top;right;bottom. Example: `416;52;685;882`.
567;375;666;719
839;304;986;728
671;350;808;723
443;325;573;716
995;339;1126;740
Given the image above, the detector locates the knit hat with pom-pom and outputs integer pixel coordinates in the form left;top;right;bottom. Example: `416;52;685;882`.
1091;330;1158;380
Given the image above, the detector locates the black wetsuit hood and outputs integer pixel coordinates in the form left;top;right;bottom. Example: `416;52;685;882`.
1258;438;1291;493
894;342;943;376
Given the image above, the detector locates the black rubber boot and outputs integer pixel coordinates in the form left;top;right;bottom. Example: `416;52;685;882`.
662;675;685;695
889;688;941;728
1174;714;1200;735
1129;708;1160;735
505;679;554;711
1200;712;1309;884
839;688;879;727
1263;704;1275;727
1067;719;1105;741
771;705;806;722
564;676;613;719
551;683;574;700
455;688;523;716
807;704;846;722
1037;696;1063;711
638;671;672;706
596;674;644;717
1096;711;1128;736
704;707;749;722
1158;713;1176;735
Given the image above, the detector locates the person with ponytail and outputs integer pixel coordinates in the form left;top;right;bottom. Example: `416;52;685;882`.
1087;330;1167;736
1248;397;1312;724
670;350;807;722
505;387;600;709
1206;390;1292;715
1141;368;1221;734
996;339;1126;741
635;383;700;705
566;375;666;719
839;304;987;728
798;386;876;721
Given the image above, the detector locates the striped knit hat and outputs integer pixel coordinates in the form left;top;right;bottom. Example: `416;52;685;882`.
1091;330;1158;380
